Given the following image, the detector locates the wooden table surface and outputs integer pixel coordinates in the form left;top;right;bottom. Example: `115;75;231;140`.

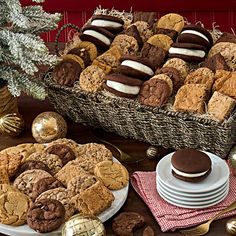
0;95;233;236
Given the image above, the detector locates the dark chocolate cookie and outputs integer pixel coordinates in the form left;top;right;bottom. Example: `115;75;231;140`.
32;177;64;201
27;199;65;233
45;144;76;165
124;25;143;46
171;149;212;183
215;32;236;44
155;27;178;40
67;47;91;67
133;11;157;26
112;212;145;236
15;160;51;178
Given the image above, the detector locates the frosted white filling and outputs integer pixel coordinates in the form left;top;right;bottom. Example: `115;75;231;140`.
169;47;206;58
181;29;209;43
91;19;122;28
121;60;154;76
171;164;209;178
83;30;111;45
106;80;140;95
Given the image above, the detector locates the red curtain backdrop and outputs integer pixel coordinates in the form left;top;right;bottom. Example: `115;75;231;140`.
20;0;236;42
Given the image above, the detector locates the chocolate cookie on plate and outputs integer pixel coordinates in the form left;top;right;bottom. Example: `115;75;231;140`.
171;149;212;182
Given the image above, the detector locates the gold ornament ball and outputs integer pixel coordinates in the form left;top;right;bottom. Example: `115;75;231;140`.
226;218;236;235
229;146;236;176
62;213;106;236
0;113;24;136
32;111;67;143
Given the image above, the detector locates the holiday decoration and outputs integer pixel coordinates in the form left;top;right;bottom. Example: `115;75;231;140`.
32;111;67;143
226;218;236;235
62;214;106;236
229;146;236;176
0;0;61;99
0;113;24;136
146;146;160;159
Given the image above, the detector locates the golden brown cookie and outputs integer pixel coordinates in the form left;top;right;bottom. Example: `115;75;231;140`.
212;70;232;92
35;187;75;220
0;153;22;178
47;138;79;153
0;191;31;226
23;151;63;175
72;181;114;215
156;13;185;33
147;34;173;51
0;184;20;195
111;34;139;55
130;21;153;42
94;160;129;190
61;54;85;70
163;58;189;80
78;65;106;93
208;91;236;122
173;84;208;114
55;161;87;186
13;169;52;198
218;72;236;99
76;41;98;61
0;166;9;184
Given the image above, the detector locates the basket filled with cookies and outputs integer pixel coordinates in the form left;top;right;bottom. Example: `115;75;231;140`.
44;7;236;158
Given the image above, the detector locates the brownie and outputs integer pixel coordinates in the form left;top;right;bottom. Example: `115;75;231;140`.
171;148;212;182
219;72;236;99
133;11;157;26
215;32;236;44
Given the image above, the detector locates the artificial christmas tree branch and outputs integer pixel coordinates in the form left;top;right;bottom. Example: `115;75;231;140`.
0;0;61;99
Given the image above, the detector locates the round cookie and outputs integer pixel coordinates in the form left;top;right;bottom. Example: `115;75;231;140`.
139;75;172;107
24;151;63;175
147;34;173;51
94;160;129;190
168;42;207;62
31;176;64;201
124;24;143;47
151;74;173;95
67;47;91;67
91;14;124;32
155;27;178;40
13;169;52;198
171;149;212;182
14;160;51;178
76;41;98;61
80;25;115;50
163;58;189;79
177;24;213;48
0;191;31;226
111;34;139;55
45;143;76;165
119;55;155;80
155;67;183;92
112;212;145;236
103;73;143;98
130;21;153;42
78;64;106;93
27;199;65;233
0;184;20;195
35;187;75;220
156;13;185;33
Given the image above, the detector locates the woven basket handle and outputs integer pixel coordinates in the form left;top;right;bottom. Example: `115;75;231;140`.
54;23;81;56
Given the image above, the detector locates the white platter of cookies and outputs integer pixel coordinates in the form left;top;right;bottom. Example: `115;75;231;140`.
0;139;129;235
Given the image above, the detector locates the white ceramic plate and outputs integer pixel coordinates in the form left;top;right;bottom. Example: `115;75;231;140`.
156;151;229;193
0;158;129;236
157;180;229;203
157;176;228;198
158;184;229;209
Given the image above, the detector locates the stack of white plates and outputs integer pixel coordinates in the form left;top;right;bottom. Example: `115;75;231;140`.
156;151;230;209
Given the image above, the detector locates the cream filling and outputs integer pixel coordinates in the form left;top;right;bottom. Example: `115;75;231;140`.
121;60;154;76
169;47;206;58
91;19;122;28
106;80;140;95
171;164;209;178
181;29;209;42
83;30;111;45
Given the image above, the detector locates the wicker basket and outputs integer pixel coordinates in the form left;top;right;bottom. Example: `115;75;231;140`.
44;70;236;159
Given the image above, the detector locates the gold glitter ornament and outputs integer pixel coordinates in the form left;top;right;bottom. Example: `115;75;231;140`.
32;111;67;143
0;113;24;136
62;213;106;236
146;146;160;159
226;218;236;235
229;146;236;176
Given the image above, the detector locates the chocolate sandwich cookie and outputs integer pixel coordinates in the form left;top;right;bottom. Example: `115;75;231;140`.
91;14;124;32
80;26;115;50
27;199;65;233
171;149;212;183
177;24;213;48
119;55;155;80
103;73;143;98
168;42;207;62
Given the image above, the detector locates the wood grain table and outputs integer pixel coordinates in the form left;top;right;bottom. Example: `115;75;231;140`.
0;95;232;236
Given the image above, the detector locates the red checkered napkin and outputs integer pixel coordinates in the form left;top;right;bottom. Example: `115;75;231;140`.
131;171;236;232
